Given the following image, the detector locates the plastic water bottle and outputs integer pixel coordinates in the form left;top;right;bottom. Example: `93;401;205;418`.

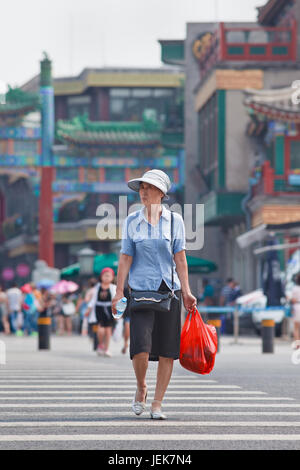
113;297;127;319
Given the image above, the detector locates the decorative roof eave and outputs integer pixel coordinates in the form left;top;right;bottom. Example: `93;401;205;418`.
0;87;41;120
244;86;296;103
246;101;300;123
57;133;161;146
0;103;38;117
244;85;300;123
56;112;162;146
257;0;289;25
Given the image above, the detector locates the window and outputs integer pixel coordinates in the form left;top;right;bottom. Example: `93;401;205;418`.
153;89;174;97
132;89;152;98
290;141;300;170
67;95;91;119
198;93;218;190
110;89;130;97
108;87;179;125
56;167;79;180
14;140;38;156
110;98;124;115
85;169;99;182
105;168;124;182
0;141;7;154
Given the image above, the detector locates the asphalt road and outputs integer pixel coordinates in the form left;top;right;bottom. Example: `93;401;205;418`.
0;332;300;452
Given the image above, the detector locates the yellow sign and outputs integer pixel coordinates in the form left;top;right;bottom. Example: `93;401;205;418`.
192;33;213;61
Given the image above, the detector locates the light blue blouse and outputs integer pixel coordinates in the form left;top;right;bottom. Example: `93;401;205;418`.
120;206;186;291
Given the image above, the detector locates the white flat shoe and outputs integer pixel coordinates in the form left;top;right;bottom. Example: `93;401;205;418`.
132;389;147;416
150;400;167;420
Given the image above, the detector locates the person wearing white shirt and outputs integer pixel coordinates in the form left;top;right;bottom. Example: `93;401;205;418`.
6;283;23;333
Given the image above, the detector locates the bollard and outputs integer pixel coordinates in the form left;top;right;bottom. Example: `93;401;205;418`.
92;324;99;350
37;316;51;350
261;319;275;353
207;319;221;353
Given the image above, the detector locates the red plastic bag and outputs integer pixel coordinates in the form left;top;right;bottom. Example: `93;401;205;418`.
179;307;218;375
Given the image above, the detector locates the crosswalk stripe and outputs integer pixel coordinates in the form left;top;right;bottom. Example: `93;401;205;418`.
0;378;214;383
0;421;298;427
1;411;299;416
0;434;300;441
0;403;297;408
0;390;267;395
0;396;292;401
0;385;241;389
0;374;204;378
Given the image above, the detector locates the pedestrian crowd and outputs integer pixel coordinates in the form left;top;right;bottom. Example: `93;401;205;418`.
0;271;130;356
1;270;300;353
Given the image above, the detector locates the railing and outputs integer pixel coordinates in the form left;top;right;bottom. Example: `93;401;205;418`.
199;20;297;80
198;305;291;346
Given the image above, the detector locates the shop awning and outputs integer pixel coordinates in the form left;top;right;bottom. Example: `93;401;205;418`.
93;252;118;274
60;263;80;278
61;253;119;279
186;255;217;274
237;222;300;250
236;224;268;249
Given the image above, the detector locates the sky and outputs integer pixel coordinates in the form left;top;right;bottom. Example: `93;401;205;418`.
0;0;264;88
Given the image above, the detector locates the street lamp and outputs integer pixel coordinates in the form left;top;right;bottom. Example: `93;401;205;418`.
78;248;96;276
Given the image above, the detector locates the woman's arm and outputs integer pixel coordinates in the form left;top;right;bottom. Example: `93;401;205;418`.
112;253;133;315
174;250;197;312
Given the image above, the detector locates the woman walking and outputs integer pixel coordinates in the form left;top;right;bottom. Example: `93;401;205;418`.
87;268;116;357
290;273;300;348
112;169;196;420
58;294;76;335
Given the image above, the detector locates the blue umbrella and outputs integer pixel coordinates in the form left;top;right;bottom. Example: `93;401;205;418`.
36;279;56;289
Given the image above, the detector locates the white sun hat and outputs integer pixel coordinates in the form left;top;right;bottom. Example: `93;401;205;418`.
127;169;171;200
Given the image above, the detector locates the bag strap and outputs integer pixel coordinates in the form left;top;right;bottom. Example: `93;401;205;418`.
170;211;174;293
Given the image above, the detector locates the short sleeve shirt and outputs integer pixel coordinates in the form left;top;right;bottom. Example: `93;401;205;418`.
120;206;185;291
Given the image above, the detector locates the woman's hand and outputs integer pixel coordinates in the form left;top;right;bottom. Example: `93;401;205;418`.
182;291;197;312
112;291;124;316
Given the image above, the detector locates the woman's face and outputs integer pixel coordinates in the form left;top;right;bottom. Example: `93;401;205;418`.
139;182;164;206
101;271;114;284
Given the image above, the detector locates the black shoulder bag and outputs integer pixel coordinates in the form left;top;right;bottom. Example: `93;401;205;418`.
129;211;178;314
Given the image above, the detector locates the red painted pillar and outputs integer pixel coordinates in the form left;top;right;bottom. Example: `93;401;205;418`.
263;161;274;195
38;167;54;267
219;22;226;61
291;18;297;62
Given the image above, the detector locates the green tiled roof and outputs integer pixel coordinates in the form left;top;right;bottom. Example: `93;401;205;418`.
0;87;40;116
56;111;162;146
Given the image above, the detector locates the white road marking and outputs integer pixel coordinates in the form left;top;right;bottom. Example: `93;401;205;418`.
0;390;267;395
0;396;292;401
0;403;297;408
0;421;298;427
1;411;300;416
0;384;241;389
0;379;214;383
0;434;300;441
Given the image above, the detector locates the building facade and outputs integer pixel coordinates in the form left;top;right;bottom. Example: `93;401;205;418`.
0;63;185;283
181;0;300;295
